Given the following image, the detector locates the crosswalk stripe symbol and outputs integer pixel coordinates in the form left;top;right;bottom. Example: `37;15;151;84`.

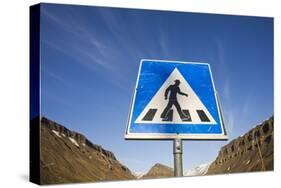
135;68;217;124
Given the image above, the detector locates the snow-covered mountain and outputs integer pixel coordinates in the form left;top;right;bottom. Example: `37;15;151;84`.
185;163;210;176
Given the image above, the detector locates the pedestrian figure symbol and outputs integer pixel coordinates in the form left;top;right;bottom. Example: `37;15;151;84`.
134;67;217;124
161;80;190;121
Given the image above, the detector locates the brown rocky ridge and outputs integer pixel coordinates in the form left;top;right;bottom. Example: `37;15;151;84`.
207;116;273;174
40;117;135;184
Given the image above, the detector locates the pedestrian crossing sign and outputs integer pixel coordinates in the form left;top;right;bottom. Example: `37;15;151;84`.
125;59;227;140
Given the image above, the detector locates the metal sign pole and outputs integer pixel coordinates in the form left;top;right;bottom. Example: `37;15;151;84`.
173;138;183;177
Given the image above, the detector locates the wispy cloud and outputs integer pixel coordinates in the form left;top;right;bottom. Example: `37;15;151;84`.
212;38;238;139
158;28;170;57
41;8;142;92
222;79;230;101
43;68;74;88
43;91;73;108
214;38;225;66
225;110;235;136
241;88;255;116
42;9;112;69
213;38;230;98
41;8;83;38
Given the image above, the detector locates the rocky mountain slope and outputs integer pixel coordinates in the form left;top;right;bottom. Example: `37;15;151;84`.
38;115;273;184
207;116;273;174
40;117;135;184
141;163;174;179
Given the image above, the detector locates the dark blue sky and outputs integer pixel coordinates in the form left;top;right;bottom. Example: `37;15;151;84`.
40;3;273;174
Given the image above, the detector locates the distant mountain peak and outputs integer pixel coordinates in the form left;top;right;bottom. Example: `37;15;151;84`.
153;163;171;168
141;163;173;179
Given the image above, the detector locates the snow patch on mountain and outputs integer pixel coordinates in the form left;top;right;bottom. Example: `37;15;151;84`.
68;137;79;147
52;130;61;138
185;163;210;176
135;172;146;179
